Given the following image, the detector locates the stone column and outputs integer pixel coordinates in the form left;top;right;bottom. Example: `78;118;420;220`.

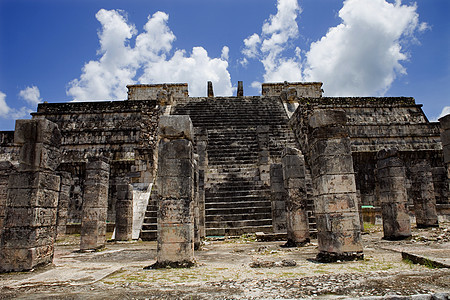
193;154;201;250
257;125;271;186
282;147;310;246
439;114;450;203
269;163;287;233
207;81;214;97
0;161;15;239
196;130;208;239
307;110;363;262
376;148;411;240
115;182;133;241
0;119;61;272
80;158;110;251
237;81;244;97
410;160;439;228
154;115;195;268
56;171;71;238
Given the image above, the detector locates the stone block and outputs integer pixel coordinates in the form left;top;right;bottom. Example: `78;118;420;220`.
156;242;194;263
376;166;405;178
5;207;57;227
158;139;193;159
8;172;61;191
19;143;61;172
158;199;193;224
1;226;56;248
14;119;61;146
317;229;363;254
157;223;194;244
86;160;110;173
7;188;60;208
315;212;361;233
308;109;347;129
378;190;408;204
313;174;357;196
309;126;349;140
309;138;352;157
158;158;193;178
310;154;354;176
314;193;358;214
80;220;106;250
0;244;54;272
158;115;194;141
81;207;107;223
381;202;411;239
157;176;194;200
377;176;407;193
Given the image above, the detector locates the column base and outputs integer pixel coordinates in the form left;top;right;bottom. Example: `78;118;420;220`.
281;238;310;248
144;260;196;269
316;251;364;263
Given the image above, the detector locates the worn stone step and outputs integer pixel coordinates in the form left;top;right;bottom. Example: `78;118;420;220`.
206;225;273;237
206;207;271;216
140;230;157;241
206;212;271;222
206;218;272;229
206;200;271;209
141;223;157;231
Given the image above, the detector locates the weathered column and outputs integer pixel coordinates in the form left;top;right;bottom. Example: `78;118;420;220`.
115;182;133;241
80;158;110;251
195;128;208;239
0;161;15;239
282;147;310;246
376;148;411;240
410;160;439;228
270;163;287;233
56;171;71;238
207;81;214;97
257;125;271;186
154;115;195;268
0;119;61;272
307;110;363;262
237;81;244;97
193;154;201;250
439;114;450;203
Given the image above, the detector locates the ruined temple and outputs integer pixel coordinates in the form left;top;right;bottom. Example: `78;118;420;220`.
0;80;449;270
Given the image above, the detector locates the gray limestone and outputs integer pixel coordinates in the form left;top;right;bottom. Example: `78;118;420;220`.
410;160;439;228
282;148;310;246
269;163;287;233
56;171;71;238
80;159;110;251
237;81;243;97
376;148;412;240
439;114;450;205
307;110;363;262
207;81;214;97
0;119;61;272
153;115;195;268
115;182;133;241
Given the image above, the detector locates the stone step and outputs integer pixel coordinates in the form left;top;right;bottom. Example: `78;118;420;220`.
140;230;157;241
206;225;273;237
206;218;272;229
206;212;271;222
141;223;157;231
206;207;271;216
206;200;271;209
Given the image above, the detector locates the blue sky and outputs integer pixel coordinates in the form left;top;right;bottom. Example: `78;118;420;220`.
0;0;448;130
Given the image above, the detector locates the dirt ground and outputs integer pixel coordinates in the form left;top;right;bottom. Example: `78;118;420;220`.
0;223;449;299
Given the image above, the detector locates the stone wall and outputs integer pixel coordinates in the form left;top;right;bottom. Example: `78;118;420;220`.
33;100;162;225
262;82;323;98
127;84;189;103
289;98;446;209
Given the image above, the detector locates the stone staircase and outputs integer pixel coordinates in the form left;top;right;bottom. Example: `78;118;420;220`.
172;96;299;236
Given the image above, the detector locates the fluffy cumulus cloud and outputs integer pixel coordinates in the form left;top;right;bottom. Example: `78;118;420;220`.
243;0;426;97
303;0;426;96
242;0;302;83
19;85;42;105
0;90;33;119
68;9;232;101
438;106;450;119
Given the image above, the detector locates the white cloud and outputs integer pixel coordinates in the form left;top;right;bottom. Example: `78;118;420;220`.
68;9;232;101
242;0;302;83
438;106;450;119
0;90;33;120
19;86;42;105
303;0;426;96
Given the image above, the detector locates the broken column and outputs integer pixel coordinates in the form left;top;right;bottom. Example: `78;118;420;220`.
115;181;134;241
410;160;439;228
207;81;214;97
0;119;61;272
154;115;195;268
439;114;450;203
270;163;287;233
307;109;363;262
237;81;244;97
376;148;411;240
282;147;310;246
56;171;71;238
80;158;110;251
